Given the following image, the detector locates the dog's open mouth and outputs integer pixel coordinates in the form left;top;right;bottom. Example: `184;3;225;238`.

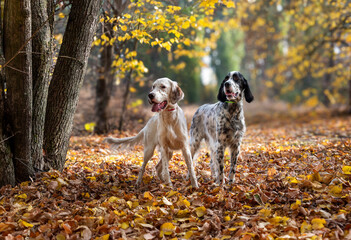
151;100;167;112
225;91;239;100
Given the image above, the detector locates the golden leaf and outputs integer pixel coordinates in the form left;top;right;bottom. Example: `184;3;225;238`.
195;206;207;217
258;208;272;218
84;122;96;132
181;21;190;29
15;193;27;199
290;199;301;210
121;25;128;31
166;190;178;198
329;184;342;197
311;218;326;230
300;221;312;233
342;166;351;174
184;230;193;239
120;222;129;230
56;234;66;240
160;222;175;237
18;219;33;228
143;191;153;200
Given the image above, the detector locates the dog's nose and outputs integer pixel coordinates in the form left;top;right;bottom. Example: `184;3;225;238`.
224;82;230;88
148;93;154;99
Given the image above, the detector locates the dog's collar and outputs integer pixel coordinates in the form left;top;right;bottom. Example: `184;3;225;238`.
226;101;236;104
167;108;176;111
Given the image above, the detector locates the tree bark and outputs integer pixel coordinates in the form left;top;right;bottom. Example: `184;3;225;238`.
31;0;54;171
0;2;15;186
44;0;102;170
3;0;33;183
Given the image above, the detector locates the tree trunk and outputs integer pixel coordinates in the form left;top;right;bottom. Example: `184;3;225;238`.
348;79;351;114
95;0;131;134
0;2;15;186
95;31;113;134
322;42;334;106
3;0;33;183
44;0;102;170
118;70;132;131
31;0;54;171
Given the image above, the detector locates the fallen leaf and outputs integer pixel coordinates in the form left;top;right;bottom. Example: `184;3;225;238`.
160;222;175;237
195;206;207;217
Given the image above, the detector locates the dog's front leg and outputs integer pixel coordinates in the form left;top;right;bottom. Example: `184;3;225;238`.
228;143;240;183
182;147;199;188
214;144;225;185
159;147;172;187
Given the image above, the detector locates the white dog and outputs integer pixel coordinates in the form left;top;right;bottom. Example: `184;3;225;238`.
105;78;198;188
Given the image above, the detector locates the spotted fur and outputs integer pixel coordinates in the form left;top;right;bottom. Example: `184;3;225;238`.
190;71;254;184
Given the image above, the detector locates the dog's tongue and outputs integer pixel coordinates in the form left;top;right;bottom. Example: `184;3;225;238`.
151;101;167;112
226;92;238;97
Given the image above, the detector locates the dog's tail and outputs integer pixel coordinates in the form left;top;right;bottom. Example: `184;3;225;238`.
104;130;144;150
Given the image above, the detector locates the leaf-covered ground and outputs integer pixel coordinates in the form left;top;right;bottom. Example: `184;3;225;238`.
1;111;351;240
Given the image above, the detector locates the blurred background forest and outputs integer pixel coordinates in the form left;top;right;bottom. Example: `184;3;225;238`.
54;0;350;134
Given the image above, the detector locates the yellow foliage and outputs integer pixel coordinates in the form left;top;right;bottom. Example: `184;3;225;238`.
329;184;343;197
342;166;351;174
269;216;289;225
84;122;96;132
300;221;312;233
305;96;319;108
258;208;272;218
184;231;193;239
15;193;27;199
18;219;33;228
290;199;301;210
120;222;129;229
195;206;207;217
58;12;65;19
160;222;175;237
311;218;326;230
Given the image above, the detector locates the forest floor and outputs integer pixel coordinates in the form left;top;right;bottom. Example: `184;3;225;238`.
1;109;351;240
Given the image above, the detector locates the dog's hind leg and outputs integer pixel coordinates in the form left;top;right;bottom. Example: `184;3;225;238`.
182;147;199;188
158;148;173;186
136;144;156;188
156;150;172;182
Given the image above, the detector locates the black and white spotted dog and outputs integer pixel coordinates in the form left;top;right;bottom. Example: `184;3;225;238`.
190;71;254;184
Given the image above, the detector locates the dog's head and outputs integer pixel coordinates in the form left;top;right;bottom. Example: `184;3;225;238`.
217;71;254;103
148;78;184;112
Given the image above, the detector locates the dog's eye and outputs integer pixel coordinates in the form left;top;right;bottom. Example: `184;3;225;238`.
161;85;166;89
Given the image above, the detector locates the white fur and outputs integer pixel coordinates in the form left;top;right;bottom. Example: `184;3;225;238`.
105;78;198;188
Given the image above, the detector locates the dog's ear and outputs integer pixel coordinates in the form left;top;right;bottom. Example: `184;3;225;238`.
217;80;227;102
170;81;184;104
242;76;254;103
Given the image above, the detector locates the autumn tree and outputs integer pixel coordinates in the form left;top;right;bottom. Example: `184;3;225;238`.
92;0;236;132
0;0;102;187
226;0;350;107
